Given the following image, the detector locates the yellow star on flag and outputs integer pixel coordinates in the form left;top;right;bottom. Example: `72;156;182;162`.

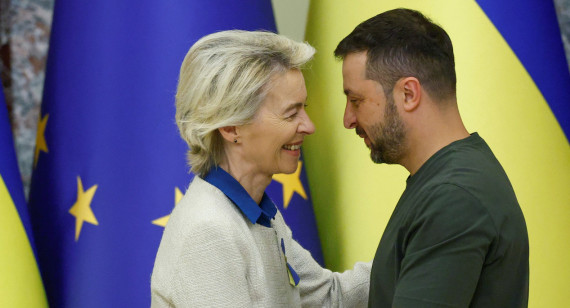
34;114;49;167
152;187;183;227
272;161;307;209
69;176;98;241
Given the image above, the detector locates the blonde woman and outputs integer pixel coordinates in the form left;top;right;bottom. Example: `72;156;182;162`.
151;30;371;307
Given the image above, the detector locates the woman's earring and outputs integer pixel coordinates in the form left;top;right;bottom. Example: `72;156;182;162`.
234;139;238;143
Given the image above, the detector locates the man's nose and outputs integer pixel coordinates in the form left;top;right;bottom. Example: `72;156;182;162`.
343;102;357;129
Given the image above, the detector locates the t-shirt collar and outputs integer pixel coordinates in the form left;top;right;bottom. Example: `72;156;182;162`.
406;132;481;186
203;166;277;227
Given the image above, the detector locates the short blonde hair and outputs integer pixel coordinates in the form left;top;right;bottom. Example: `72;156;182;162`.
175;30;315;176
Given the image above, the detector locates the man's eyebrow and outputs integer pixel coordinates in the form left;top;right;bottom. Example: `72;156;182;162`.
344;89;358;96
345;89;362;97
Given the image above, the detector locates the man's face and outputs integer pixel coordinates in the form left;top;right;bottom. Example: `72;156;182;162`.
342;52;406;164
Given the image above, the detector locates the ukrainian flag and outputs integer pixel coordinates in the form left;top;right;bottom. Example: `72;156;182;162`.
0;84;47;306
303;1;570;307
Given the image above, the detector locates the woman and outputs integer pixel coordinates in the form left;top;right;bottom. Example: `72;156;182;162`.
151;30;370;307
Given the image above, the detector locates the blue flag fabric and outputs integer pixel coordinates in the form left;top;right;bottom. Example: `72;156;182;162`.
1;82;47;306
29;1;323;306
0;86;34;249
475;0;570;141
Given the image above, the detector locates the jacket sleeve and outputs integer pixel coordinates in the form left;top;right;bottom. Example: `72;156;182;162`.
286;225;371;307
152;221;253;308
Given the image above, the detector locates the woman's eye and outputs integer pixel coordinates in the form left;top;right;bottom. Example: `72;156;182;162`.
287;113;298;119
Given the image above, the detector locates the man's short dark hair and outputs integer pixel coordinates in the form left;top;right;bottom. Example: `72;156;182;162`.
334;8;456;102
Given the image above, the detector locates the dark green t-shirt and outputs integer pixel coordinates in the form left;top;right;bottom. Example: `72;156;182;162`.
369;133;529;308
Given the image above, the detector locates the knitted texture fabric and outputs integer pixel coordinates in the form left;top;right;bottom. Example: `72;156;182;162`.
151;176;370;307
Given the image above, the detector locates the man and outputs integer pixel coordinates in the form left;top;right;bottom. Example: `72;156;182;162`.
334;8;529;307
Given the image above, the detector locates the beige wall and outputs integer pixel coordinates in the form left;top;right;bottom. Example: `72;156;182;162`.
272;0;310;42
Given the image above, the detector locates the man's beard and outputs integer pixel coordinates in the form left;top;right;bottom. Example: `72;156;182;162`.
362;97;407;164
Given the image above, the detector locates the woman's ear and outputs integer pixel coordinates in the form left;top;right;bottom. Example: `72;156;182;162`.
397;77;421;112
218;126;239;143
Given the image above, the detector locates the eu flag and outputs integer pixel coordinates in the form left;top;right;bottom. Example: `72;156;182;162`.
1;84;47;306
29;1;322;306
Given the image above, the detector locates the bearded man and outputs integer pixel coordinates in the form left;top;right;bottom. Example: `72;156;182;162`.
335;8;529;308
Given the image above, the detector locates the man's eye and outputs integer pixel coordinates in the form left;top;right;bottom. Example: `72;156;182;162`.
349;98;361;105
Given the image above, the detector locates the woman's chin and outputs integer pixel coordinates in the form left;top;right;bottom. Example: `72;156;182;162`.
276;162;300;175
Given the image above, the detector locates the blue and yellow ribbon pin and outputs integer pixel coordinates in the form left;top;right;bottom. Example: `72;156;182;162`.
281;238;300;286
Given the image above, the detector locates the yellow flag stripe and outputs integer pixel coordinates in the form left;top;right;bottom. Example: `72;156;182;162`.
0;175;48;307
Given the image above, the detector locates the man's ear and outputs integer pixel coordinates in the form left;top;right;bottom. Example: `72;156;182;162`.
218;126;239;143
396;77;421;112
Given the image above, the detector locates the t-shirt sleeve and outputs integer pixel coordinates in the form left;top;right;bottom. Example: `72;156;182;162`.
393;184;496;308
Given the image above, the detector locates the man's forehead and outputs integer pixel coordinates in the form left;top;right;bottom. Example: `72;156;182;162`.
342;53;368;79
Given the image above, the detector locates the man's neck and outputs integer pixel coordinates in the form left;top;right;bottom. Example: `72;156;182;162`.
401;106;469;175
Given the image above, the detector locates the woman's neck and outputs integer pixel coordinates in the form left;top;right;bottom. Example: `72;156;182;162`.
218;160;271;204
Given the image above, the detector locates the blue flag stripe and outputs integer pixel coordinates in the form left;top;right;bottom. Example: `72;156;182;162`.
475;0;570;141
0;85;38;255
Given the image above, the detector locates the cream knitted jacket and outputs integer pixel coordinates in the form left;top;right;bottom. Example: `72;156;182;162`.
151;176;370;307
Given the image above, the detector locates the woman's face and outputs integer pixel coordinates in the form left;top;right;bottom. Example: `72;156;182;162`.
238;69;315;177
